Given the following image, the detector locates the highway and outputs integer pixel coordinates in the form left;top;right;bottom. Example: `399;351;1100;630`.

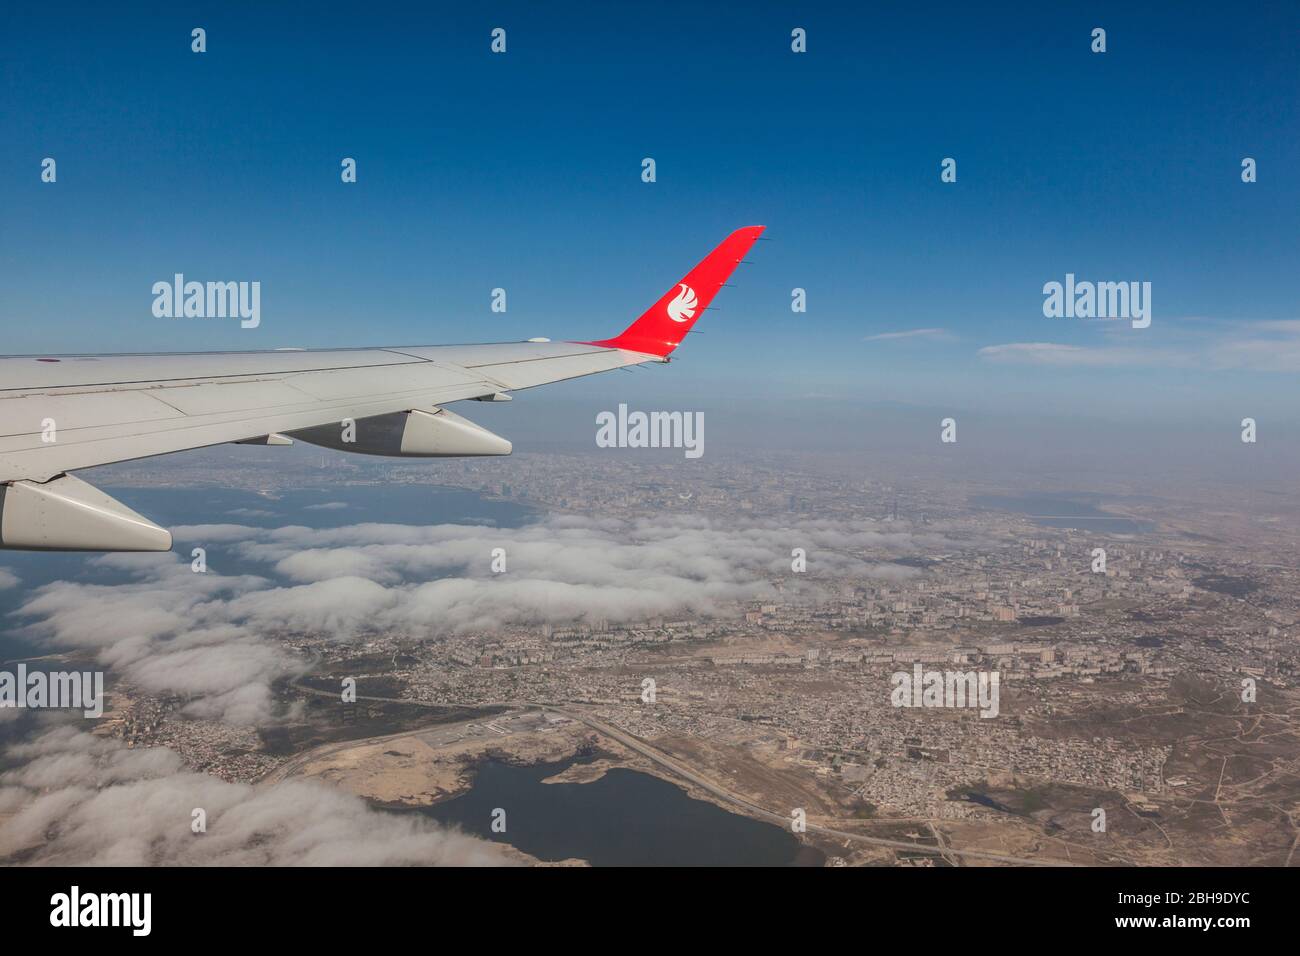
284;677;1072;866
540;704;1073;866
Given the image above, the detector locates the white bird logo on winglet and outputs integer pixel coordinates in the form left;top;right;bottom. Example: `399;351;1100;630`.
666;284;698;323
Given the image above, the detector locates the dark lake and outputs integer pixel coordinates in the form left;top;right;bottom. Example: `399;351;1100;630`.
395;756;825;867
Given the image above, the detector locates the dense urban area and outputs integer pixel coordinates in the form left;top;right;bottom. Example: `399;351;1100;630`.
72;443;1300;866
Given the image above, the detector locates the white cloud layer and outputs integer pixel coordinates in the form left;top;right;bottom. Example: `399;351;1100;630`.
0;727;509;865
864;327;953;343
979;318;1300;371
12;515;961;724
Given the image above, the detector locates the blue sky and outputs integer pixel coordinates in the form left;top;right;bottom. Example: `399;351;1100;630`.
2;1;1298;431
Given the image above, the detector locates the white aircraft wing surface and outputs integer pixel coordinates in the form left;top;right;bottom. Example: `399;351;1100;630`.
0;225;765;550
0;341;642;483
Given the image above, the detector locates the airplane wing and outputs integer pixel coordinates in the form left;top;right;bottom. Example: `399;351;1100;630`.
0;225;765;551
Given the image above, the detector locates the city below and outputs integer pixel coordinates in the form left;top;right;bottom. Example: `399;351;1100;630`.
21;442;1292;867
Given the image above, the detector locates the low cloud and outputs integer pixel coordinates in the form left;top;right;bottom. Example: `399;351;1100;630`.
13;559;292;725
976;342;1168;367
980;318;1300;371
0;726;510;866
11;515;965;724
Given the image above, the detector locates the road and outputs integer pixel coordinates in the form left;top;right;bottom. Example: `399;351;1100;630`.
541;704;1072;866
283;677;1073;866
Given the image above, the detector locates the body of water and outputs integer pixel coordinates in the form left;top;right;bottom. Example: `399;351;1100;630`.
398;756;824;867
970;493;1151;534
107;482;538;532
0;483;537;661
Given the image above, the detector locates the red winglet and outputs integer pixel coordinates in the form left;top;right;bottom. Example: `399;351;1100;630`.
585;225;765;357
